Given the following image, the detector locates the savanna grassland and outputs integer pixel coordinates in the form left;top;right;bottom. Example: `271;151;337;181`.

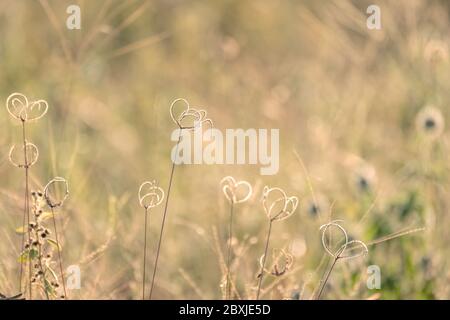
0;0;449;300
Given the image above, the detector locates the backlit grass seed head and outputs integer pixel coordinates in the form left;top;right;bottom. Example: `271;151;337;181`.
259;249;294;277
169;98;213;131
8;142;39;168
320;220;368;260
138;180;164;210
6;92;48;122
262;186;298;222
424;39;448;64
220;176;253;204
44;177;69;208
415;105;445;140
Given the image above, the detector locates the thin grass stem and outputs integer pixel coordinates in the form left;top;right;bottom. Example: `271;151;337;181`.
21;120;32;299
149;132;182;299
142;207;149;300
225;202;234;300
50;207;67;299
316;257;339;300
256;220;273;300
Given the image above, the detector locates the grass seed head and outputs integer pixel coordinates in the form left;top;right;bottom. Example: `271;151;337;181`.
44;177;69;208
262;186;299;222
138;180;164;210
6;92;48;122
220;176;253;204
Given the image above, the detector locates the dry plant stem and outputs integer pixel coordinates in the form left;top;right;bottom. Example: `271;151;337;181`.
225;202;234;300
32;227;49;300
19;179;27;292
256;220;273;300
149;132;182;299
142;207;149;300
316;256;339;300
309;253;328;299
51;207;67;298
20;120;33;299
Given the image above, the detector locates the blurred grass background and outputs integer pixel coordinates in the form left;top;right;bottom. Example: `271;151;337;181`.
0;0;449;299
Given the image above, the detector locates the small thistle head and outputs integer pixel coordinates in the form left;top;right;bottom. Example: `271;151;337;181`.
6;92;48;122
220;176;252;204
320;220;368;260
305;194;329;218
169;98;213;131
35;209;43;217
415;105;445;140
352;164;377;193
44;177;69;208
262;186;298;222
31;189;45;212
8;142;39;168
138;180;164;210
